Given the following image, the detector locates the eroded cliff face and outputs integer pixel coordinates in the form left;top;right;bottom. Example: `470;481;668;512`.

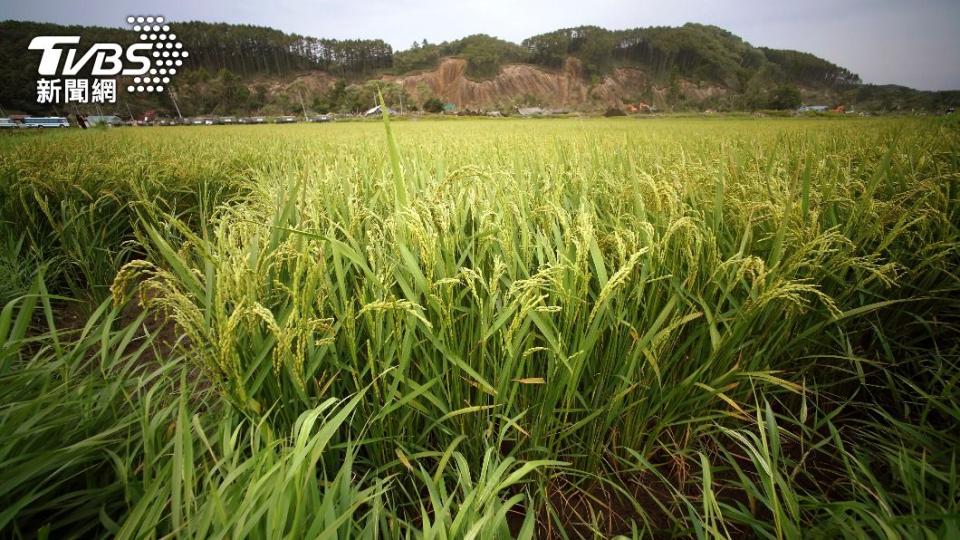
388;57;730;110
255;56;732;112
388;57;589;109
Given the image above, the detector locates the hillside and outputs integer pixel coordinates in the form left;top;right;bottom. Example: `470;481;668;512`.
0;20;956;115
387;57;732;110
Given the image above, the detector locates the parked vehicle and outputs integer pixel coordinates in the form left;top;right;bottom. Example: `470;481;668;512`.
85;115;124;127
23;116;69;128
0;118;18;129
275;115;297;124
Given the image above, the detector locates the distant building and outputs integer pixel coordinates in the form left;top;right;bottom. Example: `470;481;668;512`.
626;103;653;114
516;107;545;116
363;105;397;117
798;105;829;113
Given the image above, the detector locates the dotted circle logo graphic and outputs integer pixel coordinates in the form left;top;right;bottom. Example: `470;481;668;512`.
124;16;188;94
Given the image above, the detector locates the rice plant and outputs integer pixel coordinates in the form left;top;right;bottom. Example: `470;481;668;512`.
0;115;958;538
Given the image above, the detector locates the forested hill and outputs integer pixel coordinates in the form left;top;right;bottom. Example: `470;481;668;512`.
0;19;955;115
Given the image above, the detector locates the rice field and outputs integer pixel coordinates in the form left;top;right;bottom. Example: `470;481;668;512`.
1;115;959;538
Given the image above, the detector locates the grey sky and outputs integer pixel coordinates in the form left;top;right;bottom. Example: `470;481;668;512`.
2;0;958;90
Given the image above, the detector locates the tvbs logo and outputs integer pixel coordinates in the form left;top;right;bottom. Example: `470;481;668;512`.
30;36;153;77
29;15;188;104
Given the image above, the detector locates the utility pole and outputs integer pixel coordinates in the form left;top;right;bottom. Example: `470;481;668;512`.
297;89;308;121
168;87;183;120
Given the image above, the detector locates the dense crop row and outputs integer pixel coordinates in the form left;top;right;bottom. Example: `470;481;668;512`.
1;116;958;538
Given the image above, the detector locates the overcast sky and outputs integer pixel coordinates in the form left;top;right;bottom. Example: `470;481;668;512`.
2;0;958;90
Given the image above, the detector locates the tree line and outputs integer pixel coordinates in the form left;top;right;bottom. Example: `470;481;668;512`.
521;24;861;90
174;22;392;76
